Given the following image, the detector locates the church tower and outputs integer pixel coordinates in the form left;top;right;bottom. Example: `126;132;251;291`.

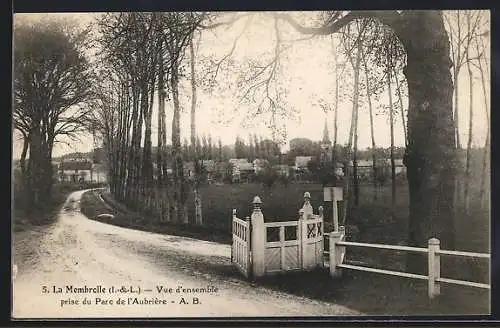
321;118;332;162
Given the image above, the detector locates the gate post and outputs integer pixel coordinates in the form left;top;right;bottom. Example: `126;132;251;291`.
250;196;265;278
231;209;236;263
318;206;324;268
329;230;343;277
299;208;306;269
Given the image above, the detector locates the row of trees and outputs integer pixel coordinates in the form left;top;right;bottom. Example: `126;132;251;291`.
86;13;210;224
234;135;281;161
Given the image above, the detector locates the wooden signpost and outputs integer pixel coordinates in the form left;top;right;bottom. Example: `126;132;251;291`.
323;187;343;232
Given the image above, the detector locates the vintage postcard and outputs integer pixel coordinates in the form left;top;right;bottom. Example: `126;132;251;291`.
11;10;491;319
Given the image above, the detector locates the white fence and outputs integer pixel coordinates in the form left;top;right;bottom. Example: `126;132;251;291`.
232;193;325;278
327;228;491;299
231;209;251;278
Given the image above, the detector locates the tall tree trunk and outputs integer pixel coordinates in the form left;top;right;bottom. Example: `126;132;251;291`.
454;11;462;149
475;36;490;209
397;12;456;273
387;48;397;218
341;34;362;225
395;73;408;147
170;60;186;224
27;124;42;208
464;37;474;214
157;54;167;221
190;36;203;226
352;39;362;209
143;78;155;188
361;46;378;202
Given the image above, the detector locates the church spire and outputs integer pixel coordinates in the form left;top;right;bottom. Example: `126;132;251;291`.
322;118;330;144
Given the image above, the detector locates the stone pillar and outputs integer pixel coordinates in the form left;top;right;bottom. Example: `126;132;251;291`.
250;196;265;278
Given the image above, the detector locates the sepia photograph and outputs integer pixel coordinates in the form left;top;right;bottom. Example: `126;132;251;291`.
11;10;491;319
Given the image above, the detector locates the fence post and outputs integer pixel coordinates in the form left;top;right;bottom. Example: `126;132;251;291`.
251;196;265;278
329;231;342;277
318;206;324;268
231;209;236;263
428;237;441;299
245;216;251;278
299;208;306;269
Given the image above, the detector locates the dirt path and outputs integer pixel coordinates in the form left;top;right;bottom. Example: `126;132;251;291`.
12;190;360;318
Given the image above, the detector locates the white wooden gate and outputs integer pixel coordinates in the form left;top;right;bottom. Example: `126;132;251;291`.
231;193;325;278
231;210;251;278
263;220;302;274
301;214;324;270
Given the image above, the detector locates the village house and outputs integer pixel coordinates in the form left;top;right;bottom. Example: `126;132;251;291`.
294;156;313;172
229;158;255;183
184;160;217;182
59;160;93;182
336;159;406;179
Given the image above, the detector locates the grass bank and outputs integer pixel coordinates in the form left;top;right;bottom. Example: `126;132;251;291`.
80;190;232;244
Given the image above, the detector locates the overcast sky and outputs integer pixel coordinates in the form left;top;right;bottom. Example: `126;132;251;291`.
12;11;491;158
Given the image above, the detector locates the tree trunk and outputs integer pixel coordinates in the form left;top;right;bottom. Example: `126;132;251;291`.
27;125;43;208
19;133;29;188
170;60;186;224
398;12;456;273
351;39;362;209
464;41;474;214
475;37;489;209
387;50;397;218
190;37;203;226
361;46;378;202
395;73;408;147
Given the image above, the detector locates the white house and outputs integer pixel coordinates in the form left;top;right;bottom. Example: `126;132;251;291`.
59;161;93;183
294;156;313;171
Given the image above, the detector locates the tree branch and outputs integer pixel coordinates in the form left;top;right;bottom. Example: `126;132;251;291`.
274;11;403;36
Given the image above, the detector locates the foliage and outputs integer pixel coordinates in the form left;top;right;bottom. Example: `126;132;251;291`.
257;163;279;190
13;18;94;206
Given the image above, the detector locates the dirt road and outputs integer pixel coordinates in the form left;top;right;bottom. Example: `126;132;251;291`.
12;190;360;318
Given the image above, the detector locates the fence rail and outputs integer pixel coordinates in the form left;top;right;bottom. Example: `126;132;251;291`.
328;230;491;299
337;241;428;254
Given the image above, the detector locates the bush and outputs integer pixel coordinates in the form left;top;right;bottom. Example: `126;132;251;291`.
278;174;290;187
257;164;278;189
